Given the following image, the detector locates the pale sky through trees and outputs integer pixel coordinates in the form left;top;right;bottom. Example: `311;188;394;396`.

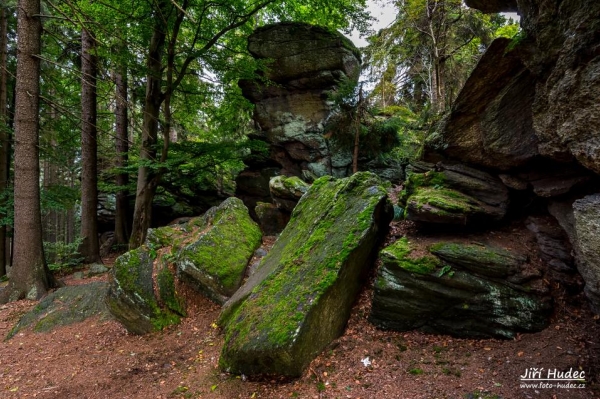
349;1;521;48
350;0;396;47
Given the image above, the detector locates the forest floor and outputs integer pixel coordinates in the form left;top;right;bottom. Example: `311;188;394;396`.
1;230;600;399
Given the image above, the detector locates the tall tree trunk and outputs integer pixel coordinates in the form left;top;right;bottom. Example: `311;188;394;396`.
79;27;101;263
0;6;9;277
114;66;129;246
129;3;168;249
1;0;57;303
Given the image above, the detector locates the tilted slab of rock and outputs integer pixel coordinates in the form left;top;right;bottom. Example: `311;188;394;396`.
219;172;393;377
177;197;263;304
427;38;539;170
370;238;552;339
400;167;508;224
106;197;261;334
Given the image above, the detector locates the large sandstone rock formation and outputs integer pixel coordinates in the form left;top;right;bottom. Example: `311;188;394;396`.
219;172;392;377
460;0;600;172
420;0;600;311
235;22;361;211
106;198;261;334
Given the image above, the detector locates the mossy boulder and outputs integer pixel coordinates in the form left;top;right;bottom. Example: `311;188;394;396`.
7;282;111;339
429;242;525;278
219;172;393;377
177;197;263;304
400;167;507;225
269;175;310;212
370;239;552;338
404;186;490;224
106;247;183;335
106;197;261;334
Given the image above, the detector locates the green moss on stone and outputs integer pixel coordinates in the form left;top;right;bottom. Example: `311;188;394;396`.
146;226;181;248
112;247;181;332
399;171;446;206
157;266;186;317
381;237;441;275
410;187;478;214
178;197;262;296
429;242;523;278
219;172;391;375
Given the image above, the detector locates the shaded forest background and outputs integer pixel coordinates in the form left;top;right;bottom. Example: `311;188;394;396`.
0;0;516;298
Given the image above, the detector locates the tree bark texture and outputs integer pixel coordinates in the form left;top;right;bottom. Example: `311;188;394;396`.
129;1;168;249
0;6;9;276
114;67;130;246
1;0;56;303
79;27;101;263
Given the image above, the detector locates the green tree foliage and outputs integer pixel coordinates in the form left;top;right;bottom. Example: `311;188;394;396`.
364;0;511;112
356;1;516;164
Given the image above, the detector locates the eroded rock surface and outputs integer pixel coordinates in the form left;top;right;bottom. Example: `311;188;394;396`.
573;194;600;312
219;172;392;377
8;282;111;339
238;22;360;184
370;239;551;339
399;164;508;225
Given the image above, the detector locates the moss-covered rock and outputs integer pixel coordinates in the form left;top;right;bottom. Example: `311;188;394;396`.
381;238;441;275
177;197;263;304
429;242;525;278
269;175;310;212
219;172;393;377
7;282;111;339
370;238;552;339
400;167;508;225
106;247;182;335
106;197;261;334
405;186;489;224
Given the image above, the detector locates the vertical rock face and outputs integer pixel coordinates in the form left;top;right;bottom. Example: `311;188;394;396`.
423;0;600;312
573;195;600;312
219;172;392;377
236;22;361;209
